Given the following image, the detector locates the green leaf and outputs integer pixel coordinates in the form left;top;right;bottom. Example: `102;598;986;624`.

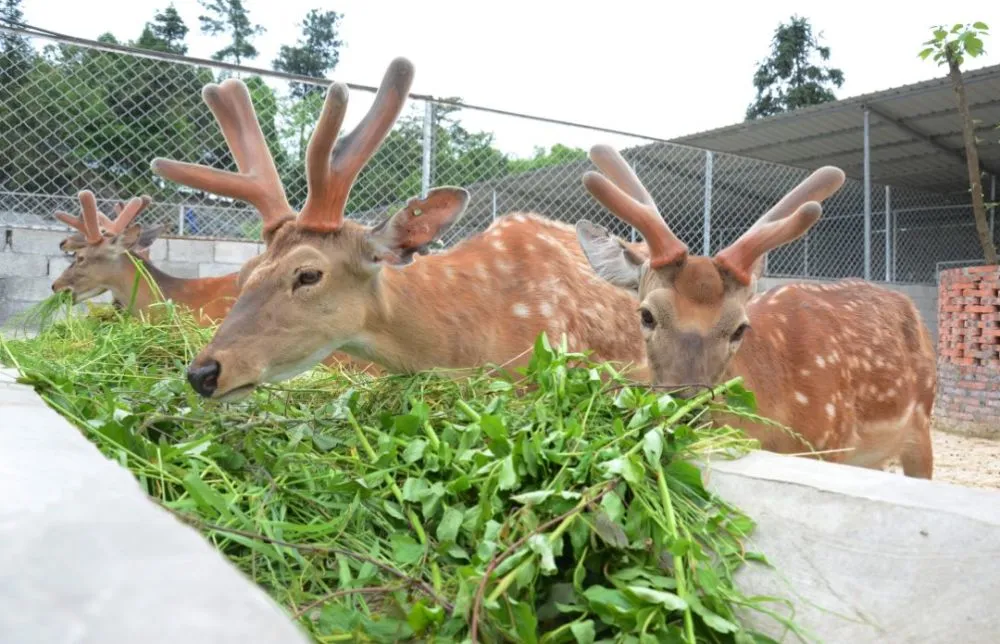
600;455;644;485
499;455;519;490
570;620;596;644
934;28;948;40
918;48;934;60
528;534;557;574
406;600;443;634
512;600;539;644
627;585;688;611
583;585;635;624
182;471;232;519
481;414;512;457
642;428;663;466
594;511;629;549
511;489;554;505
973;21;989;30
666;460;706;496
311;433;337;452
436;507;463;543
391;534;424;565
403;438;428;464
686;593;739;633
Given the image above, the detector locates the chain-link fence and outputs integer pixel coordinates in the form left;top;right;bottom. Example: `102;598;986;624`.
1;26;992;284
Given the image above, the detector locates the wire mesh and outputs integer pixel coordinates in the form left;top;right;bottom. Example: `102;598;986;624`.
0;26;988;284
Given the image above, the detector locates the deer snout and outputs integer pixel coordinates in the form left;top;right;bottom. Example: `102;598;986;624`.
187;359;221;398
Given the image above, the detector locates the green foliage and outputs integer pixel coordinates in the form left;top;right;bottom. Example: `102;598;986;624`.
746;15;844;121
273;9;344;98
137;4;190;55
509;144;587;173
919;22;990;67
1;302;803;643
198;0;265;64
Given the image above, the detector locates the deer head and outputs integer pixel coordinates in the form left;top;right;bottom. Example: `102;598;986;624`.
52;191;161;303
577;145;845;392
152;57;470;400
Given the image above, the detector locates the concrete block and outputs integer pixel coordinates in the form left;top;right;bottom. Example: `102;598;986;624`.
8;228;70;255
214;240;261;265
147;239;168;262
167;238;216;263
0;368;311;644
705;452;1000;643
0;277;55;302
0;300;37;328
155;261;200;279
48;256;72;277
199;262;242;278
0;253;49;278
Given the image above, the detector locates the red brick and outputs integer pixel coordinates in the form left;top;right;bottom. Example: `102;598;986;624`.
955;357;976;366
966;305;998;314
965;266;1000;274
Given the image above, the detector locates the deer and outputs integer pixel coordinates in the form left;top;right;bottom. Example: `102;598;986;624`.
149;57;648;401
51;190;379;375
575;144;936;478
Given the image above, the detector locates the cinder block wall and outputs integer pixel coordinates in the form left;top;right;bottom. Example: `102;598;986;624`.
0;226;262;325
936;265;1000;436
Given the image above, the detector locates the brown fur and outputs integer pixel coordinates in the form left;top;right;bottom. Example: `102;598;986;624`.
193;212;647;398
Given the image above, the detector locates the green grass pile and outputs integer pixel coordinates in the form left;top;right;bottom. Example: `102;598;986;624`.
1;298;805;643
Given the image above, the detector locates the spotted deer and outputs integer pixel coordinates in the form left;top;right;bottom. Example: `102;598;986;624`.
576;144;936;478
150;57;646;401
51;190;378;375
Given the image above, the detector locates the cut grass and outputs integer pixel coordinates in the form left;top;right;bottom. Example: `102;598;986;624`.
1;297;808;643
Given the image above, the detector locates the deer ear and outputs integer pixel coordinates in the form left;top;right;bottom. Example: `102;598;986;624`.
135;224;166;250
113;223;144;249
60;234;88;253
576;220;643;291
367;187;469;266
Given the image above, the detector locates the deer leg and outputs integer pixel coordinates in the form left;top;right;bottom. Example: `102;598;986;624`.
899;414;933;479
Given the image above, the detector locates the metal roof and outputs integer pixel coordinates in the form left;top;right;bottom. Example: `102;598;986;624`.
670;63;1000;195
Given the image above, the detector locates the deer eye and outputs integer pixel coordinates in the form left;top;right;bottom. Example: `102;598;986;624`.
731;322;750;343
640;307;656;330
293;269;323;291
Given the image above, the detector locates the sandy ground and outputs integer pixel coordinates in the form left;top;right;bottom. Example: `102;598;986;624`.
926;430;1000;490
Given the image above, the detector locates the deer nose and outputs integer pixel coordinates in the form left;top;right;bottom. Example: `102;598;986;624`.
187;360;221;398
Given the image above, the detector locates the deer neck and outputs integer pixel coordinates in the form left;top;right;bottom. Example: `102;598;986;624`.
109;256;213;317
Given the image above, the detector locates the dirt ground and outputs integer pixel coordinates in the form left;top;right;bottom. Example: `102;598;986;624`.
883;428;1000;490
926;430;1000;490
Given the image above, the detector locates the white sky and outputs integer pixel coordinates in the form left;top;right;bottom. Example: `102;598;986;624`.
20;0;1000;156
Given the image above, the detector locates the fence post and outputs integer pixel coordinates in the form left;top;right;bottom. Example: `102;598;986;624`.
885;185;892;282
177;204;185;236
491;189;497;221
863;108;872;281
420;101;434;199
702;151;713;255
991;174;996;240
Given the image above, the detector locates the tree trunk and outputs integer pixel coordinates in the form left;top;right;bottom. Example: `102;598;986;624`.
947;51;998;265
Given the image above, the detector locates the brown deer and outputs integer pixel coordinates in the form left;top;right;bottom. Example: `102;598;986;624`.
51;190;378;375
576;144;936;478
150;57;646;401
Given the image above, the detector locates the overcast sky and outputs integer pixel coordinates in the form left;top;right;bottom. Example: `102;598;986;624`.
19;0;1000;156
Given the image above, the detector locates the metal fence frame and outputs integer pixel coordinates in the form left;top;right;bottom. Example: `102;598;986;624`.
0;25;992;285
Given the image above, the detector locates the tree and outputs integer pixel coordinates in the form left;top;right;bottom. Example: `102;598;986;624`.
272;9;344;98
198;0;264;65
746;16;844;120
137;4;189;55
0;0;34;100
920;22;996;264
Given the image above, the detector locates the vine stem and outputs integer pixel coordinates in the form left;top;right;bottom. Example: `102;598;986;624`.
657;463;695;644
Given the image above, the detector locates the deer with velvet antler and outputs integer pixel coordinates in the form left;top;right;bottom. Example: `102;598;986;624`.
576;145;936;478
50;190;379;375
149;57;648;400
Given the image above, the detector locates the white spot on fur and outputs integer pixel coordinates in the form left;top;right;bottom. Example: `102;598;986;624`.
815;355;826;368
443;266;456;281
513;214;527;223
496;260;512;274
513;303;530;318
825;403;836;419
491;240;506;251
795;391;809;405
525;243;535;252
539;302;554;317
800;369;811;377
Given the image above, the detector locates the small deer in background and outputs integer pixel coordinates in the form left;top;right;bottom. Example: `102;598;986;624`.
150;57;646;401
577;145;936;478
52;190;378;375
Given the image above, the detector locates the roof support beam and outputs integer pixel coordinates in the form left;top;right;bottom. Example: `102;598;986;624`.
866;103;1000;178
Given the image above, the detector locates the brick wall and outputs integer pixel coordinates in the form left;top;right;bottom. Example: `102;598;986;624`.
936;265;1000;436
0;225;262;326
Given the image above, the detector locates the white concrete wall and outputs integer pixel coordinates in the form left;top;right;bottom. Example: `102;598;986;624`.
0;226;262;325
705;452;999;643
0;368;311;643
758;276;938;341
